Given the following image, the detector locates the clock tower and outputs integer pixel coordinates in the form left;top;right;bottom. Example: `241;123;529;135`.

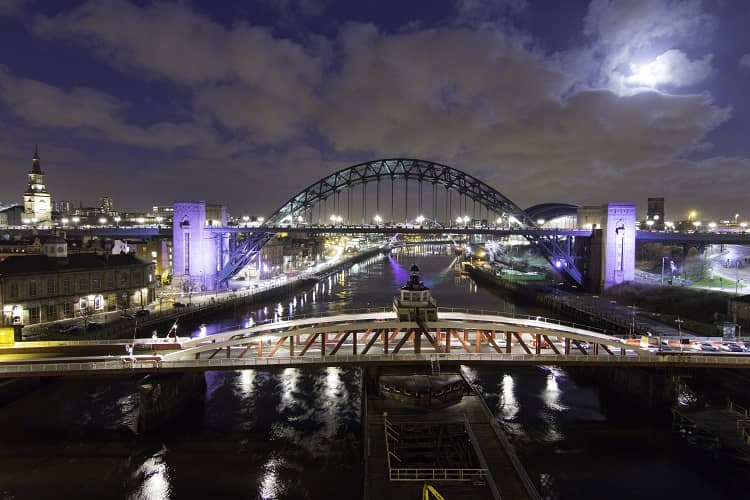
23;146;52;225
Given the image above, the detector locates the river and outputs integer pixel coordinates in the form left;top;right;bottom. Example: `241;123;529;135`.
0;246;745;499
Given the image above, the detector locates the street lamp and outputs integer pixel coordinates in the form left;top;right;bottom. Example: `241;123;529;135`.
675;316;684;351
373;214;382;225
736;260;742;295
416;215;425;224
72;216;80;225
114;216;121;226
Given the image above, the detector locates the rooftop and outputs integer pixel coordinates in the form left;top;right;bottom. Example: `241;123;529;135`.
0;253;149;276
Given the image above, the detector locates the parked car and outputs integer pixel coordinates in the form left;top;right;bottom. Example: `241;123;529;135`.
173;302;187;308
699;342;719;352
87;321;104;330
58;324;82;335
134;309;150;318
120;312;135;320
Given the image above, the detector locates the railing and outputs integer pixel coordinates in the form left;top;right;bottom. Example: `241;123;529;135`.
383;413;487;483
728;400;750;446
6;352;750;377
389;468;487;481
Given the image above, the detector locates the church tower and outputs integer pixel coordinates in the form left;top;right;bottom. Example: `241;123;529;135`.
23;146;52;224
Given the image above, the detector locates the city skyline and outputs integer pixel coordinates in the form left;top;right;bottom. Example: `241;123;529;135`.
1;0;750;219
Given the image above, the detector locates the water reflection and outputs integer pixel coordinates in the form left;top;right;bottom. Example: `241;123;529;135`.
258;456;285;500
130;446;172;500
501;373;520;420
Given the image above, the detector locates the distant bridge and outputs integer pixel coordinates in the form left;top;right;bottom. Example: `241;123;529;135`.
2;310;749;377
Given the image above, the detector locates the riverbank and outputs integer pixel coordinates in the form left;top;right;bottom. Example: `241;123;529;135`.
466;263;693;339
26;246;388;343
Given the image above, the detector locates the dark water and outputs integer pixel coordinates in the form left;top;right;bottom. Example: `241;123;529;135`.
0;246;745;499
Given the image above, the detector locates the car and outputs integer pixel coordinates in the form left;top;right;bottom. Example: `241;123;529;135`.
87;321;104;330
173;301;187;308
134;309;150;318
724;343;744;353
699;342;719;352
120;312;134;320
58;324;82;335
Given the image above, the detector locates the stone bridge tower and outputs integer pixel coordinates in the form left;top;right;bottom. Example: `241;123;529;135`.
172;201;226;292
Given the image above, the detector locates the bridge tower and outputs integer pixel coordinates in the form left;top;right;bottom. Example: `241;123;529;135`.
172;201;226;292
584;203;636;291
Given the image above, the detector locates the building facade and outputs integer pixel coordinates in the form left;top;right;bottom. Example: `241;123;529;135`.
23;147;52;225
0;246;156;326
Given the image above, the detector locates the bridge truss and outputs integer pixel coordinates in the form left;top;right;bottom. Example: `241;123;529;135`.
218;159;583;285
6;310;750;378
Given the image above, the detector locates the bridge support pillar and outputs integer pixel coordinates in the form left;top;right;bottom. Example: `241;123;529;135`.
585;203;636;291
172;201;226;292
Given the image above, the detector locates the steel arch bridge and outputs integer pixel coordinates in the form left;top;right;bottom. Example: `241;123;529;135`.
217;159;582;285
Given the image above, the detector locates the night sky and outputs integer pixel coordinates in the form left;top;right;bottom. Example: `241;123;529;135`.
1;0;749;220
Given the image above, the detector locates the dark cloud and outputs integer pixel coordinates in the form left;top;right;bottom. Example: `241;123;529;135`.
0;0;743;219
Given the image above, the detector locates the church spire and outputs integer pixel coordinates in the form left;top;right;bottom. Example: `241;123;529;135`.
31;145;42;174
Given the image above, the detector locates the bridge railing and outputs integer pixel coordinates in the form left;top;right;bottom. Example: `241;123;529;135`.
213;305;614;338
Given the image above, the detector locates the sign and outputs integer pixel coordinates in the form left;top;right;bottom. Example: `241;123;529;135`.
722;322;737;341
0;327;14;346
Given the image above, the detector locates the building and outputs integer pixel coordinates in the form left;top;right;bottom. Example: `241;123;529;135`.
0;205;24;227
23;146;52;225
0;236;44;260
645;197;665;230
0;241;156;326
393;264;438;322
99;196;114;215
53;200;73;215
577;205;604;229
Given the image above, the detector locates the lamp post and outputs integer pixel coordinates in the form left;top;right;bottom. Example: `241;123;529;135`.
736;260;741;295
675;316;684;352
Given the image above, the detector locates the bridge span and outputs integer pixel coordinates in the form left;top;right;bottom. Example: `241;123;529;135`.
2;310;750;377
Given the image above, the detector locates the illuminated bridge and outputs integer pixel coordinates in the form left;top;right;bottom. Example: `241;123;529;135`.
174;159;636;291
2;310;750;378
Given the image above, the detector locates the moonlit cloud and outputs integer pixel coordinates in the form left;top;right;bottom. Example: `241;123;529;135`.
740;53;750;70
624;50;713;89
583;0;715;92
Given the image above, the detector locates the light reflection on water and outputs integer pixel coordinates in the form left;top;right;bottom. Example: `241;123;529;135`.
130;446;172;500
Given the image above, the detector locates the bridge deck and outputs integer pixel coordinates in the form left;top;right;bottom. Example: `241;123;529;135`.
2;312;750;377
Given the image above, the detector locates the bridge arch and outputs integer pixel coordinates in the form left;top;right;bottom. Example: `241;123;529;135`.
264;158;536;227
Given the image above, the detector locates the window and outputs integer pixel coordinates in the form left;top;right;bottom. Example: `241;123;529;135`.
92;278;101;290
47;279;55;296
45;304;56;320
106;273;114;289
184;233;190;274
29;281;37;297
63;302;72;317
62;279;71;293
79;278;87;292
9;282;18;298
29;306;40;324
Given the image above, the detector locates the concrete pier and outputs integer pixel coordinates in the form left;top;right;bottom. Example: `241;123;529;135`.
363;368;537;500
